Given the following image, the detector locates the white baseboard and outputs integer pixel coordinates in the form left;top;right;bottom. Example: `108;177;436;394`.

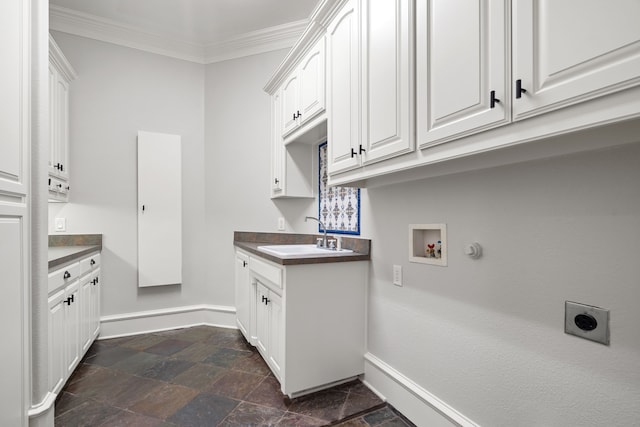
364;352;478;427
99;304;236;339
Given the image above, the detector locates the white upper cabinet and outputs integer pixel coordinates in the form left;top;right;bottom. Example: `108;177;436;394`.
281;38;326;139
299;39;326;126
327;0;360;175
513;0;640;120
417;0;509;148
270;90;284;197
360;0;414;163
49;36;76;202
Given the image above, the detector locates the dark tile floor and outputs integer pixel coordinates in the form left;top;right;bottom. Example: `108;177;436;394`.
55;325;414;426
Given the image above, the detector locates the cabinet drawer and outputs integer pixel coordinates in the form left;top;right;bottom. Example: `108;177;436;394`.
250;256;282;290
80;253;101;273
48;262;80;294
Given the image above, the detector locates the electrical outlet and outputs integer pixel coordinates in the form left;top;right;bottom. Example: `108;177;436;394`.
565;301;610;345
277;217;285;231
393;265;402;286
55;217;66;232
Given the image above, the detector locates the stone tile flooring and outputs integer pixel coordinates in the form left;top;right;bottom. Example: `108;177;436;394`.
55;325;414;426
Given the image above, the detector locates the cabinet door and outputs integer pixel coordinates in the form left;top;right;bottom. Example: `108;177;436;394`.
281;74;300;137
65;282;80;376
80;276;93;354
298;38;326;126
267;291;283;380
360;0;414;163
255;282;270;356
49;65;59;177
56;75;70;181
0;1;29;424
417;0;509;148
271;91;284;197
48;289;66;394
327;0;361;175
91;269;101;340
513;0;640;120
235;252;251;340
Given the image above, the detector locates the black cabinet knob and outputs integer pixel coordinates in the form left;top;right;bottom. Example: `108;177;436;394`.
359;144;366;155
63;271;71;279
350;148;357;158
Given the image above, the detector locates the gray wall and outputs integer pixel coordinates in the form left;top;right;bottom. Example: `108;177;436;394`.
49;30;640;425
48;32;207;314
360;142;640;425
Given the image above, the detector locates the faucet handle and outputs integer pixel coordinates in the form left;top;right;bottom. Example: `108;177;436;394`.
316;238;323;248
328;239;336;250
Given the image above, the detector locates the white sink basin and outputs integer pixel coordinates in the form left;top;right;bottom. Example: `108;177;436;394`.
257;244;353;258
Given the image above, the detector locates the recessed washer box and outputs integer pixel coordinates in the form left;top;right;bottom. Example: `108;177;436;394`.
565;301;610;345
409;224;447;266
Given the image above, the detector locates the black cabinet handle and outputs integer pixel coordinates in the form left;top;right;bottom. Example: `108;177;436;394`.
350;148;357;158
292;113;296;120
242;261;248;267
490;90;500;108
261;295;267;303
515;79;527;99
63;271;71;279
90;259;96;266
65;297;71;306
296;110;301;119
359;144;366;155
274;178;279;184
265;298;270;305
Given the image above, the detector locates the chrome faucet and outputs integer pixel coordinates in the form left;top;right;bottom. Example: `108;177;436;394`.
305;216;327;248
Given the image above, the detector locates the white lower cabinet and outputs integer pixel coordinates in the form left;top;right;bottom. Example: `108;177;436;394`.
48;252;101;395
235;249;367;397
255;281;284;380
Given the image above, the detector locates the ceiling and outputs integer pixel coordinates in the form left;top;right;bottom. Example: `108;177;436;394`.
49;0;320;63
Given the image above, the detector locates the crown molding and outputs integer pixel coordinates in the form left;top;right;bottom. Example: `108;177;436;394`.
49;5;307;64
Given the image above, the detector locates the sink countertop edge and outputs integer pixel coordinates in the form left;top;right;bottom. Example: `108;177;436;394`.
233;232;370;265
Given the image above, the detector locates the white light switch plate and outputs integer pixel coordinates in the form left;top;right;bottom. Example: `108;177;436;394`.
393;265;402;286
277;217;285;231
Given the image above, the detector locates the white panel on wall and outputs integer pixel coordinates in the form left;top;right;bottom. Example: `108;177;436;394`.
137;131;182;287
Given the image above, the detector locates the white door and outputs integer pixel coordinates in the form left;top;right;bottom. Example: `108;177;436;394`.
137;131;182;287
513;0;640;120
298;38;326;126
48;289;66;394
0;0;29;424
80;275;93;353
271;90;284;196
327;0;361;175
91;270;101;340
268;291;284;380
417;0;509;148
255;282;270;356
360;0;414;163
235;252;251;339
65;282;81;376
281;74;300;136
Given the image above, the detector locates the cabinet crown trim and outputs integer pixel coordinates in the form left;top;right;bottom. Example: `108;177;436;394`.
263;0;348;94
49;34;77;82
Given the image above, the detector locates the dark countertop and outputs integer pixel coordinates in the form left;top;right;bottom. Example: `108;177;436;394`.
234;231;370;265
48;234;102;270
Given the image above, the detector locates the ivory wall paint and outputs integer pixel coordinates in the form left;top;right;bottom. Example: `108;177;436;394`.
47;27;640;426
47;31;207;315
360;141;640;425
